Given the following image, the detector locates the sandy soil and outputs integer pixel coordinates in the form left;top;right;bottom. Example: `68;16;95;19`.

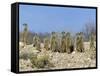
19;42;96;71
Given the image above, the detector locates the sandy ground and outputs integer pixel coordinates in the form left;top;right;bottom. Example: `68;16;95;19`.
19;42;96;71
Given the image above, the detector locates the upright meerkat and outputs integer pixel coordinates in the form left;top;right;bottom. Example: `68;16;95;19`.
90;33;95;51
23;23;28;46
50;32;58;52
61;31;67;53
44;37;50;51
33;33;41;51
76;32;84;52
66;32;73;53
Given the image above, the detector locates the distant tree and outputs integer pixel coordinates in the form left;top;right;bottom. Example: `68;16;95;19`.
83;22;96;41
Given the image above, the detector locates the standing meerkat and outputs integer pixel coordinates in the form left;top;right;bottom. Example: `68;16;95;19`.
79;32;84;52
44;37;50;51
66;32;73;53
90;33;95;51
23;23;28;47
50;32;58;52
33;33;41;51
76;32;84;52
61;31;67;53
